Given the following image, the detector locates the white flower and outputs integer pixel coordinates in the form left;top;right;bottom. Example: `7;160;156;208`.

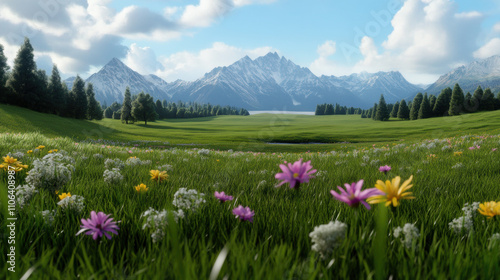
39;210;56;226
309;220;347;259
172;188;205;213
451;162;463;169
103;168;124;184
57;195;85;213
489;233;500;250
198;149;210;155
157;164;173;171
257;180;267;188
93;153;103;159
8;151;25;159
394;223;420;249
125;157;151;167
449;216;474;235
362;155;370;162
104;158;125;170
370;159;380;166
141;207;184;242
26;153;75;193
16;184;38;209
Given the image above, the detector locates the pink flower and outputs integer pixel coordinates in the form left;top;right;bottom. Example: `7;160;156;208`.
76;211;120;240
275;158;317;189
330;180;382;210
214;191;233;203
379;165;391;173
232;205;254;222
492;148;498;152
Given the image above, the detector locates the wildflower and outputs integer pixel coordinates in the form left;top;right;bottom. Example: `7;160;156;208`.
478;201;500;218
0;155;29;172
173;188;205;212
275;158;317;189
214;191;233;202
492;148;498;152
198;149;210;155
309;220;347;259
367;175;415;207
394;223;420;249
39;210;56;226
379;165;391;173
150;170;168;182
36;145;45;150
141;208;184;242
135;183;148;193
449;216;474;235
58;195;85;213
232;205;255;222
330;179;382;210
26;153;75;193
76;211;120;240
451;162;463;169
16;185;38;209
103;168;124;184
27;150;33;154
489;233;500;249
104;158;125;170
454;151;463;156
58;192;71;200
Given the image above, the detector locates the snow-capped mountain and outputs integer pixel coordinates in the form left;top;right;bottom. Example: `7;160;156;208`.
426;55;500;95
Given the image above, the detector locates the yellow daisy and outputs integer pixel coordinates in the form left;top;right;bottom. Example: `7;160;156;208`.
58;192;71;200
150;170;168;182
478;201;500;218
0;156;28;172
367;175;415;207
135;183;149;193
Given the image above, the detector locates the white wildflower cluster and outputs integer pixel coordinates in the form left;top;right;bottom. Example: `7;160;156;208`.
26;153;75;193
370;159;380;166
315;170;327;177
257;180;267;188
489;233;500;249
172;188;206;213
157;164;173;171
103;168;124;184
248;171;256;175
104;158;125;170
451;163;463;169
125;157;152;166
198;149;210;155
39;210;56;226
93;153;104;159
16;184;38;209
362;155;370;162
393;223;420;249
393;144;406;150
309;220;347;259
57;195;85;213
8;151;25;159
141;208;185;242
441;145;452;151
449;202;480;235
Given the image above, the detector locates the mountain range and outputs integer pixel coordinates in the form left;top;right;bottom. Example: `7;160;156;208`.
65;53;500;110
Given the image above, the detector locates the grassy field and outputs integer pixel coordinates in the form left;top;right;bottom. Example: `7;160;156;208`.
0;105;500;279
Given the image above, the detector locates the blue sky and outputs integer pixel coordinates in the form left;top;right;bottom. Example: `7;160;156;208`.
1;0;499;84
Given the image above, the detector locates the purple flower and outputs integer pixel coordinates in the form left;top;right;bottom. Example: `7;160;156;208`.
330;180;382;210
275;158;317;189
214;191;233;202
379;165;391;173
76;211;120;240
232;205;255;222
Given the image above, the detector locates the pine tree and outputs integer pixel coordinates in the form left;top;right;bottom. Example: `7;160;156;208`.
34;69;49;113
471;85;483;112
372;103;377;120
324;104;334;115
433;87;452;117
448;83;464;116
155;100;164;119
104;107;113;118
86;83;102;120
315;104;325;115
481;88;495;111
464;92;473;113
375;94;390;121
131;92;157;125
70;76;87;119
397;99;410;120
495;91;500;110
429;95;436;115
409;93;423;120
390;101;399;118
418;93;432;119
0;44;9;103
121;87;132;124
47;65;66;115
7;38;38;109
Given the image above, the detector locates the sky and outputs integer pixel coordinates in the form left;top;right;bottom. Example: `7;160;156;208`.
0;0;499;84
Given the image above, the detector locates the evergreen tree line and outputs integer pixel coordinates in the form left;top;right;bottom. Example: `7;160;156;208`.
365;83;500;121
0;38;103;120
103;87;250;125
314;103;363;115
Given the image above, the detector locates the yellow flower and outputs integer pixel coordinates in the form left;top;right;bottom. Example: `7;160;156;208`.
36;145;45;150
135;183;149;193
48;150;54;153
55;190;59;194
478;201;500;218
150;170;168;182
27;150;33;154
427;154;437;159
454;152;463;156
0;156;28;172
129;156;137;159
367;175;415;207
58;192;71;200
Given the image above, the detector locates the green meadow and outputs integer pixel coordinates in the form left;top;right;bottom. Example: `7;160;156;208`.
1;104;500;279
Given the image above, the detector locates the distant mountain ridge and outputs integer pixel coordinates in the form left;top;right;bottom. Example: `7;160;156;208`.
65;53;431;109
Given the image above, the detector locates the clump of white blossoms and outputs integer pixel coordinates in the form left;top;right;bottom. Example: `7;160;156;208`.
451;163;463;169
197;149;210;156
449;202;480;235
104;158;125;170
26;153;75;193
16;184;38;209
393;223;420;249
57;195;85;214
157;164;173;171
172;188;206;213
39;210;56;226
103;168;124;184
8;151;25;159
309;220;347;259
141;207;185;243
125;157;151;167
93;153;104;159
489;233;500;250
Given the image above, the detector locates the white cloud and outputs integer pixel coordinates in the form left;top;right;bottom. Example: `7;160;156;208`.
473;38;500;59
180;0;234;28
125;43;164;75
317;41;336;57
154;42;276;82
309;40;353;77
233;0;278;7
494;22;500;32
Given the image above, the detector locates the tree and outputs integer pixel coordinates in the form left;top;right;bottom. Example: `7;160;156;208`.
471;85;483;112
375;94;390;121
0;44;9;103
324;104;334;115
464;92;473;113
104;107;113;118
131;92;157;125
433;87;452;117
481;88;495;111
429;95;437;114
86;83;102;120
315;104;326;115
418;93;432;119
409;93;423;120
372;103;377;120
448;83;464;116
121;87;132;124
47;65;66;115
70;76;87;119
397;99;410;120
7;38;38;109
155;99;164;119
34;69;49;113
390;101;399;118
494;91;500;110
